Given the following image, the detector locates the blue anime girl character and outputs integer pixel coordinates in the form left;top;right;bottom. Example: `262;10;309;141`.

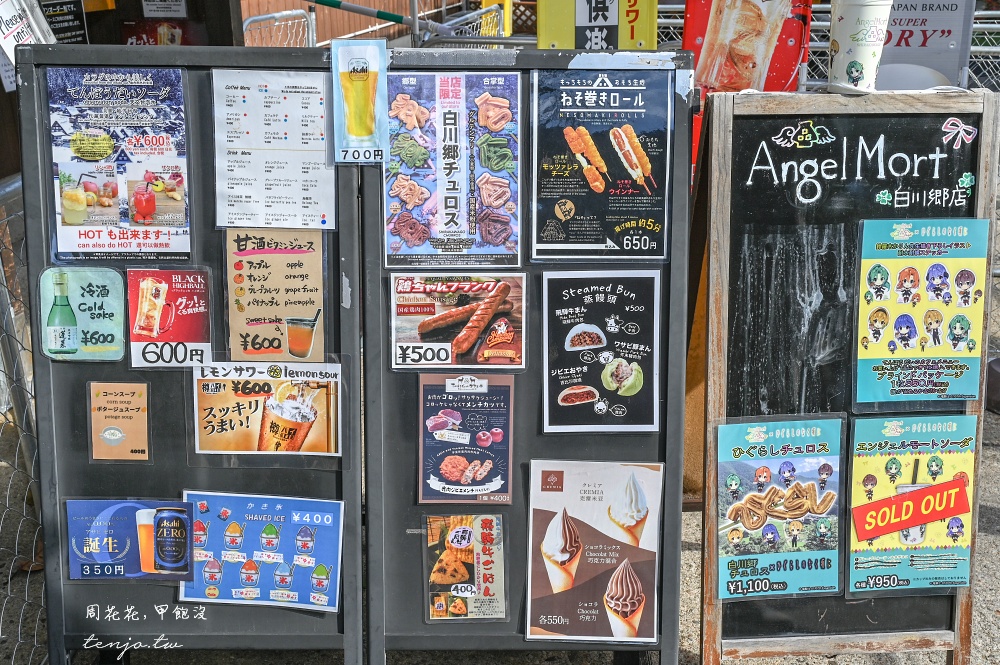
894;313;917;349
946;517;964;543
955;268;976;307
816;517;832;543
761;523;780;548
885;457;902;484
725;473;742;500
947;314;972;350
847;60;864;86
927;455;944;481
866;264;890;302
925;263;950;301
778;461;796;488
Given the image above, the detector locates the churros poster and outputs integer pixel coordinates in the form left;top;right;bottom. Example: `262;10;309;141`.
532;70;670;260
527;460;662;643
390;274;525;370
717;418;844;601
856;218;989;405
419;375;513;504
848;415;975;594
180;490;344;614
193;362;341;456
424;514;507;621
47;67;190;260
542;271;660;433
384;72;520;268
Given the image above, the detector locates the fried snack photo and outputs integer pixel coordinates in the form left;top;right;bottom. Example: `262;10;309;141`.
621;124;656;188
388;174;431;210
388;93;431;131
562;126;606;193
610;127;651;195
474;92;513;132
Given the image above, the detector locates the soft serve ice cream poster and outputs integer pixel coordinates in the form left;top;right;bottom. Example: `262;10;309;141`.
180;491;344;613
848;415;975;594
193;362;341;456
717;417;844;601
527;460;662;642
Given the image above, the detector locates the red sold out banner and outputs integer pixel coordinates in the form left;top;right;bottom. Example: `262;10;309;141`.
852;478;970;542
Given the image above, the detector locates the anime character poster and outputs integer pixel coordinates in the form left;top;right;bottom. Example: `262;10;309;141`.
856;218;989;405
848;415;976;594
717;417;844;601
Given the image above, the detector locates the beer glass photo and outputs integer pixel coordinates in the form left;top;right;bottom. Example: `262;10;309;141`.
285;316;319;359
337;44;379;145
136;509;157;574
133;277;174;338
695;0;794;93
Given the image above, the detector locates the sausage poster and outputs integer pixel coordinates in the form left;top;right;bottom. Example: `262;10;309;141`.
390;273;526;370
532;70;671;260
542;271;659;432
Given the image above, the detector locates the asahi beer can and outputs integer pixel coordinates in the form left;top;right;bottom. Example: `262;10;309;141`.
154;507;189;573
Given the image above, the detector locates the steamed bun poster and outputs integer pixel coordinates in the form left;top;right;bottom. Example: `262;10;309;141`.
527;460;663;643
717;417;844;601
856;218;989;404
848;415;975;594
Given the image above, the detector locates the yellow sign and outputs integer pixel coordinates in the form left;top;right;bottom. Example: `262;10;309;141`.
70;131;114;161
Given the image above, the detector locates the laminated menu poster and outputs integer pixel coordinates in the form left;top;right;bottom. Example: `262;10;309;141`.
856;218;989;405
527;461;663;642
127;268;211;368
848;415;976;594
384;72;520;268
532;70;670;260
419;375;513;504
89;382;150;462
717;417;844;601
180;490;344;613
66;499;194;580
39;267;125;361
424;514;507;621
194;362;341;456
213;70;335;229
542;271;659;433
225;229;326;363
48;67;190;259
390;273;526;370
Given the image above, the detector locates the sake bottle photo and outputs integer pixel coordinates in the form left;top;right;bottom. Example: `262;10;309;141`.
46;270;78;354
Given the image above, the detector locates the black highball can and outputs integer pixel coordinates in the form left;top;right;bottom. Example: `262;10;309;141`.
154;507;189;573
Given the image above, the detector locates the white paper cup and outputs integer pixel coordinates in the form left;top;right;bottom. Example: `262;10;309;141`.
827;0;892;94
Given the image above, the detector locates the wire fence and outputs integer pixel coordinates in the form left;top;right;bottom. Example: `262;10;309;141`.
0;175;45;665
243;8;317;47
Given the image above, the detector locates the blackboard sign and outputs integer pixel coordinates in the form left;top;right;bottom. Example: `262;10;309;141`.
700;92;999;664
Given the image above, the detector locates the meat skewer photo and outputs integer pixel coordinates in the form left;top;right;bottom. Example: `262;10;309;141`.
609;127;651;196
621;124;656;189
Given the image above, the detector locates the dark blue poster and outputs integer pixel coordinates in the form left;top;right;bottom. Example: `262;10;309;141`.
419;374;513;504
180;490;344;614
66;499;194;580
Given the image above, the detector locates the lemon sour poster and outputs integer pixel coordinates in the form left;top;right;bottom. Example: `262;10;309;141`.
849;415;976;594
855;218;989;404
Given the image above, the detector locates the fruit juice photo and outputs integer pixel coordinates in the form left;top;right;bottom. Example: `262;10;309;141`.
61;186;90;226
133;183;157;219
285;317;318;358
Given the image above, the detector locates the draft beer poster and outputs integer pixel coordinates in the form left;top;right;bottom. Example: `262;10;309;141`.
180;490;345;614
66;499;194;580
848;415;975;594
856;218;989;405
193;362;341;456
212;69;335;229
225;229;326;363
127;268;211;368
383;72;521;268
331;39;388;164
47;66;191;260
717;417;844;601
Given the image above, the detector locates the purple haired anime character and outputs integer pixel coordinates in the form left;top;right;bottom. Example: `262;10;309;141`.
778;461;796;488
894;313;917;349
925;263;950;301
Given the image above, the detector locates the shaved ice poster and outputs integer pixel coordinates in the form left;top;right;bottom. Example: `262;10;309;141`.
717;417;845;601
180;490;344;613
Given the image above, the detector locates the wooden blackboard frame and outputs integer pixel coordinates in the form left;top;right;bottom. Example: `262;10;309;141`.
699;91;1000;664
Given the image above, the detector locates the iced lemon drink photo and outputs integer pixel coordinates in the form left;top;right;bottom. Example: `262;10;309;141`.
257;381;321;452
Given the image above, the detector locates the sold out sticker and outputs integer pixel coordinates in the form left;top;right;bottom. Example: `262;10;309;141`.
852;478;970;542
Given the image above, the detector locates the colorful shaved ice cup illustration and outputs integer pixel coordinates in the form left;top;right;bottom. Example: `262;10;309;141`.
202;558;222;585
259;523;281;551
273;562;294;589
192;520;209;548
224;522;244;550
311;563;330;592
197;501;209;514
296;526;316;554
240;560;260;587
257;382;319;452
